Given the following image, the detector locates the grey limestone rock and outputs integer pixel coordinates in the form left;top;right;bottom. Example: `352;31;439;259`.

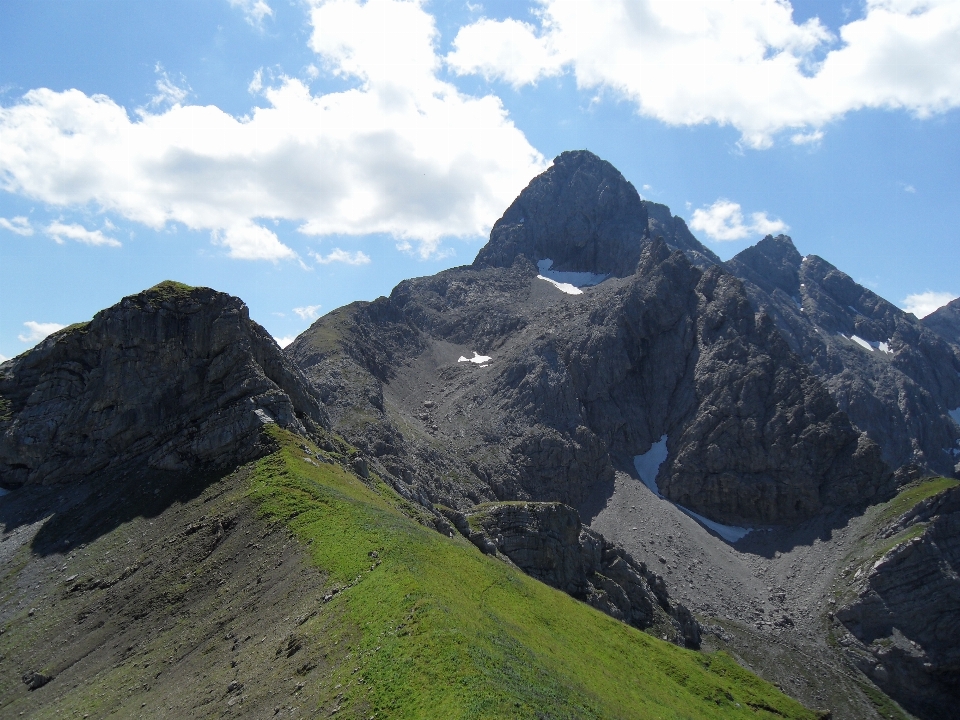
474;150;649;278
836;485;960;719
461;500;700;647
0;281;327;488
924;296;960;346
290;159;889;527
726;235;960;477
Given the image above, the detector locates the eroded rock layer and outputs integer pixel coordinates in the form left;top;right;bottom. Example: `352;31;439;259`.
726;235;960;476
448;500;700;648
0;282;327;487
836;485;960;718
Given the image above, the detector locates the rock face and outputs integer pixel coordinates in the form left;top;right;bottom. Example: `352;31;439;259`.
726;236;960;477
447;501;700;648
0;282;327;488
924;296;960;346
289;152;888;526
474;150;649;278
836;485;960;719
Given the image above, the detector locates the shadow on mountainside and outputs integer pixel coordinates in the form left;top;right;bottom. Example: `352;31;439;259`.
0;465;235;558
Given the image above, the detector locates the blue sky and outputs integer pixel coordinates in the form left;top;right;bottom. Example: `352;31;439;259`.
1;0;958;359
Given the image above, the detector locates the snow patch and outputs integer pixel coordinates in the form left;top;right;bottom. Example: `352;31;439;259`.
878;341;892;355
850;335;874;352
949;407;960;427
633;435;668;495
676;506;752;543
848;305;861;316
537;275;583;295
536;259;607;292
458;351;492;366
793;296;802;310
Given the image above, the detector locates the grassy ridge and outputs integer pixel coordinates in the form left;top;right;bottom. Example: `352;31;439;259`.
250;428;819;719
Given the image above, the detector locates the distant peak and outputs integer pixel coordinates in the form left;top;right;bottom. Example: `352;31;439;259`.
474;150;648;278
726;234;802;297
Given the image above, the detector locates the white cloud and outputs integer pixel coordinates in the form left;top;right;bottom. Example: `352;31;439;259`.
0;0;544;260
293;304;322;320
248;69;264;94
45;221;121;247
448;0;960;148
229;0;274;27
212;221;294;261
689;199;787;241
0;216;33;236
311;247;371;265
150;64;190;107
274;335;296;348
903;291;956;318
18;321;65;344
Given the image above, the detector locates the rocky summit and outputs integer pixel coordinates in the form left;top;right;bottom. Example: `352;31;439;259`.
0;281;327;487
2;150;960;719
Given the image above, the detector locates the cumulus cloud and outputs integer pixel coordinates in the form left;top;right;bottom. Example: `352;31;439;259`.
0;353;8;362
229;0;274;27
293;304;322;320
689;199;787;241
273;335;296;348
212;221;293;261
311;248;371;265
0;0;544;261
18;321;65;344
448;0;960;148
0;216;33;236
903;291;956;318
45;221;121;247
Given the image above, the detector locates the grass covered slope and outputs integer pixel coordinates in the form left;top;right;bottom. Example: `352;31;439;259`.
0;425;818;718
251;427;818;719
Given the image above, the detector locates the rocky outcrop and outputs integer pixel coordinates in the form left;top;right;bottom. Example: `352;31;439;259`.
474;150;649;278
449;501;700;648
836;485;960;719
726;236;960;477
924;296;960;346
0;281;327;488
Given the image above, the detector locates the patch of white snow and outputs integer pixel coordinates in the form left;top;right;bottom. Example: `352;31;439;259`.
848;305;862;316
949;407;960;428
458;351;492;365
878;341;893;355
537;275;583;295
677;506;752;543
850;335;875;352
633;435;668;496
537;259;607;289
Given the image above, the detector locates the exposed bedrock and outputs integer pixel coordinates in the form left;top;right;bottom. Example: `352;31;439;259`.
290;154;890;527
727;234;960;476
473;150;649;278
836;486;960;719
924;296;960;346
0;282;327;488
446;500;700;648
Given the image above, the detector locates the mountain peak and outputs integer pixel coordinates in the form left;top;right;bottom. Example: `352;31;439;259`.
726;233;802;297
474;150;648;277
